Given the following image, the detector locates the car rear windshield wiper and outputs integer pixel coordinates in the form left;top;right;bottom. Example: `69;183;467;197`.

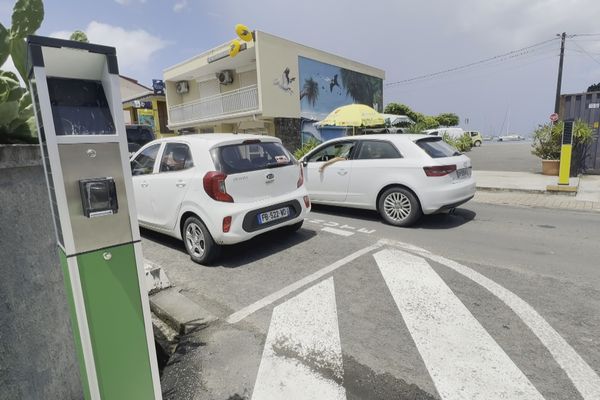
265;162;285;169
452;151;462;156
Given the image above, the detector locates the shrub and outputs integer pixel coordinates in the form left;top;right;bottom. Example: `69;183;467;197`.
442;133;472;153
293;139;320;160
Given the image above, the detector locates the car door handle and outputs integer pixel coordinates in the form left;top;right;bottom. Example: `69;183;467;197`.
141;182;149;188
176;182;186;188
337;170;348;176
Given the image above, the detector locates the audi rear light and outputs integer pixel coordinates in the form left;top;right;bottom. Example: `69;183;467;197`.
297;165;304;188
423;165;457;177
203;171;234;202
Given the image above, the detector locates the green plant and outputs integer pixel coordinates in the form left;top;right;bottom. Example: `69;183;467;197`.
442;133;472;153
0;0;44;144
531;122;563;160
0;70;36;143
70;30;89;43
294;139;320;160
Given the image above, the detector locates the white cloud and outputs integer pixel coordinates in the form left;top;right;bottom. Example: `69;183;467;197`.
173;0;188;12
446;0;600;47
50;22;169;76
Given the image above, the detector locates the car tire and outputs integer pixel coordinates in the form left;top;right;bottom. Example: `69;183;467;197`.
378;187;422;227
283;220;303;233
182;216;221;265
474;140;482;147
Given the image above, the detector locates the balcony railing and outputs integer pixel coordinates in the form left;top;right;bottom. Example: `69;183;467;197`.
169;84;259;125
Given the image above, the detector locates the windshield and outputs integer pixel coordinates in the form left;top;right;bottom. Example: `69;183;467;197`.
416;137;461;158
211;141;295;174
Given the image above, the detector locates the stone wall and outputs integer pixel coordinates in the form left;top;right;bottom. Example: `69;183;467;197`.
274;118;302;152
0;145;83;400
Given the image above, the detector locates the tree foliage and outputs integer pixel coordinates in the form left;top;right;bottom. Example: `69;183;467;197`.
587;82;600;92
384;102;459;132
0;0;44;144
70;30;89;43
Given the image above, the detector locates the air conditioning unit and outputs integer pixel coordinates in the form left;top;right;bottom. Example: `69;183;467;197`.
217;70;234;85
176;81;189;94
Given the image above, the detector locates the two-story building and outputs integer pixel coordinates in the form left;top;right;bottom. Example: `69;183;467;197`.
163;31;385;150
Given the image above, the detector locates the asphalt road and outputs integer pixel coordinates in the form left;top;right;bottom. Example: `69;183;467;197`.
145;201;600;400
468;141;540;173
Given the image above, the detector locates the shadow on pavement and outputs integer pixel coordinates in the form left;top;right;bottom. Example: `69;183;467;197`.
140;225;317;268
311;204;476;230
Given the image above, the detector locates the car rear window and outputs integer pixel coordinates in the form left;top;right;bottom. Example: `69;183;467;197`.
211;141;294;174
416;137;461;158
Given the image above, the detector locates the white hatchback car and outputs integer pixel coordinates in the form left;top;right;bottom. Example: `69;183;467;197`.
300;134;475;226
130;134;310;264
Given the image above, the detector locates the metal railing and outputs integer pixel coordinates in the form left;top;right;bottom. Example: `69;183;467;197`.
169;84;259;124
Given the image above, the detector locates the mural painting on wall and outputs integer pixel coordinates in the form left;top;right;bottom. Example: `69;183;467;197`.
298;56;383;143
273;67;296;95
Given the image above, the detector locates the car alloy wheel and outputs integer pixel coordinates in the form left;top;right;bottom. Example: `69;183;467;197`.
383;192;412;222
378;187;422;227
185;222;206;258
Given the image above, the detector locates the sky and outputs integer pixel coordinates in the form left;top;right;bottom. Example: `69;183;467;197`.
2;0;600;136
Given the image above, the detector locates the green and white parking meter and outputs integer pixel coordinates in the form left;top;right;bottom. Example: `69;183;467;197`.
27;35;161;400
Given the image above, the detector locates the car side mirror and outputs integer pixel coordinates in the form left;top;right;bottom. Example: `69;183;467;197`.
302;159;308;167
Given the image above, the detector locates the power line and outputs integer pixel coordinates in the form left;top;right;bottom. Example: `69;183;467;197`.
385;38;558;87
572;33;600;37
570;40;600;66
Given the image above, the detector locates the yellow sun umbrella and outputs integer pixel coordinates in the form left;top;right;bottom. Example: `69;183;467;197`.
318;104;385;127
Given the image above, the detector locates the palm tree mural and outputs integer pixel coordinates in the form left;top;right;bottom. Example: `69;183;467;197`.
340;69;383;111
300;77;320;107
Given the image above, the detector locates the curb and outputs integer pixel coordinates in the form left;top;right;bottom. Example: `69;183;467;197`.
476;186;578;196
150;288;218;335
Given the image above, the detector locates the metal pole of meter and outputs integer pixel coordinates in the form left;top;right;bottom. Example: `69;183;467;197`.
26;36;162;399
559;120;574;185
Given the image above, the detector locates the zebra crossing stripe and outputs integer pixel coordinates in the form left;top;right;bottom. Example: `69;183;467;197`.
252;277;347;400
375;248;545;400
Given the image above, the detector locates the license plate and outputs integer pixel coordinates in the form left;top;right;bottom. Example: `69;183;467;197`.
456;167;472;179
258;207;290;224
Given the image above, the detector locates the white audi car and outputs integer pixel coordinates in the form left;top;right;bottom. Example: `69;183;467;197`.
130;134;310;264
300;134;475;226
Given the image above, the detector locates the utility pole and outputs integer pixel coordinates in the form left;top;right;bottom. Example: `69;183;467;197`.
554;32;566;115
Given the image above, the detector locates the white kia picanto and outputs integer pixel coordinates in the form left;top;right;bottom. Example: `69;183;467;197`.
130;134;310;264
300;134;476;226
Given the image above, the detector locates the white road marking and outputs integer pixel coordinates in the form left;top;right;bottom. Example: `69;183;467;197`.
252;278;346;400
226;243;382;324
383;239;600;400
322;227;355;237
375;248;545;400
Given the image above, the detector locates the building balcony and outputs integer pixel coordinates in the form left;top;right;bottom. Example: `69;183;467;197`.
168;84;259;127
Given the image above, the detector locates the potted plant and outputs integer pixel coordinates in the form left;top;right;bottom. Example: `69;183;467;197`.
531;120;594;176
531;122;561;175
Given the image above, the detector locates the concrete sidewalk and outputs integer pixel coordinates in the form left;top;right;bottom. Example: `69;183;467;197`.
474;170;600;211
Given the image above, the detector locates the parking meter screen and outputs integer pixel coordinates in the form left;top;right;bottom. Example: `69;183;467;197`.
47;77;116;135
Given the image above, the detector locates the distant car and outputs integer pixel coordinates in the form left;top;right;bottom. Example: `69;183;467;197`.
423;127;465;139
498;135;525;141
464;131;484;147
130;134;310;264
300;134;475;227
126;124;155;155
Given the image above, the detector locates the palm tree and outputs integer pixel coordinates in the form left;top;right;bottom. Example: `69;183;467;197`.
300;77;319;107
340;69;382;110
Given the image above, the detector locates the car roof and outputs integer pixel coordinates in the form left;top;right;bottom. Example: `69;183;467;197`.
152;133;281;145
329;134;430;142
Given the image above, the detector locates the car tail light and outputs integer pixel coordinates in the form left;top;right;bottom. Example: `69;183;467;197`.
423;165;457;177
303;195;311;208
203;171;234;202
222;216;232;233
297;165;304;188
